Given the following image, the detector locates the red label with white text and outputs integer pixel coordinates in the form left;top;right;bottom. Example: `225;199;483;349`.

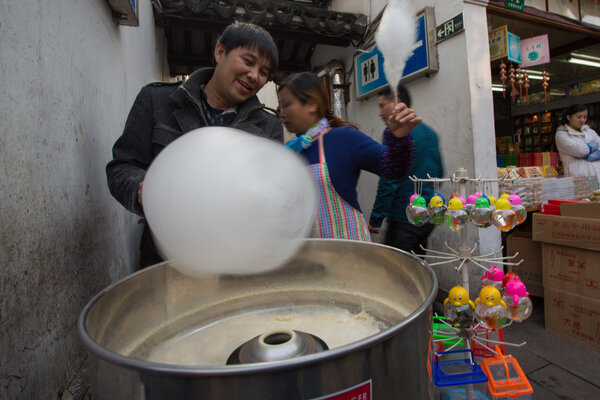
311;380;372;400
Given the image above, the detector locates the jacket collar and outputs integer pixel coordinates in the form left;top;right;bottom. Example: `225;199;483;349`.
170;68;213;109
169;67;265;132
565;123;588;137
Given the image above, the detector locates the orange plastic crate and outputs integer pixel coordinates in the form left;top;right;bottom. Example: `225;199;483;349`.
480;346;533;398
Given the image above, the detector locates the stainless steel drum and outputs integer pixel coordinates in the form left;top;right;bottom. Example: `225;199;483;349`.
79;239;438;399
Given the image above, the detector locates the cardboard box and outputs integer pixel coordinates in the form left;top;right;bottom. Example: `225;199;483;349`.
544;287;600;350
542;243;600;301
506;234;543;297
560;202;600;219
532;205;600;251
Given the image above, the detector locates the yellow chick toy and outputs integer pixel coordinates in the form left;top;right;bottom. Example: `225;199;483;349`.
443;286;475;326
428;194;446;225
444;198;469;231
429;195;444;208
447;197;463;210
444;286;475;308
474;285;508;330
475;286;507;308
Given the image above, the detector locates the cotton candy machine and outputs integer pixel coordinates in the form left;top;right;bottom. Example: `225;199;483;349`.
79;239;437;399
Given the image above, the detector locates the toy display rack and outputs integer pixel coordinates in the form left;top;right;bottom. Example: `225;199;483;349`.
409;168;527;355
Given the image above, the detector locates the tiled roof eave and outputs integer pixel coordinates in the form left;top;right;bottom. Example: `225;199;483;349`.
154;0;368;45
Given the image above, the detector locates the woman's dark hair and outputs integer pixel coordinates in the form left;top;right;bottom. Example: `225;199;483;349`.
561;104;588;125
218;22;279;75
277;72;358;129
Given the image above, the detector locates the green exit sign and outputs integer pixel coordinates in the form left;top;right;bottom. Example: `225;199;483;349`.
505;0;524;11
435;13;464;43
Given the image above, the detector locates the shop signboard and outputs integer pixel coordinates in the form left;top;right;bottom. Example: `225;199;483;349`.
520;34;550;67
489;26;508;61
354;7;438;99
489;25;521;63
507;32;522;64
505;0;524;12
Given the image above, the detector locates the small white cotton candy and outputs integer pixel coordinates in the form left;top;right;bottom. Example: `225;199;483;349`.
142;127;317;277
375;0;417;97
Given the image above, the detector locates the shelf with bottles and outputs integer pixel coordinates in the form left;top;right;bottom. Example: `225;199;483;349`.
513;110;559;154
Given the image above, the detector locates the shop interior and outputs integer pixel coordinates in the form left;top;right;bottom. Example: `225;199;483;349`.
487;11;600;171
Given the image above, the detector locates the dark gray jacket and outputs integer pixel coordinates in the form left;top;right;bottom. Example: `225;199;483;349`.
106;67;283;217
106;68;282;268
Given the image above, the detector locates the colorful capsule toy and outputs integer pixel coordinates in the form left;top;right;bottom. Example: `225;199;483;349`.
428;193;447;225
464;193;479;217
507;193;527;225
471;195;493;227
444;197;469;232
492;198;516;232
481;265;503;291
443;285;475;326
502;271;520;289
406;195;430;226
502;279;532;322
474;285;508;330
450;192;466;205
409;192;420;204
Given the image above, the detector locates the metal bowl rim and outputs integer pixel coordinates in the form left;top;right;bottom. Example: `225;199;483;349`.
78;239;438;376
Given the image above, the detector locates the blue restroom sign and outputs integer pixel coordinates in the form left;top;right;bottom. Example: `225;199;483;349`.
354;7;438;99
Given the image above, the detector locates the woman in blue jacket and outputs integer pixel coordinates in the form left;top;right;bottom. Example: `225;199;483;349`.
277;72;419;241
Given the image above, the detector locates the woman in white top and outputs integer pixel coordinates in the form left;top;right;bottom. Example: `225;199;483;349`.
555;104;600;185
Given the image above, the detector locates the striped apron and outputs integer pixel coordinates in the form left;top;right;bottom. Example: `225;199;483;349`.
310;133;372;241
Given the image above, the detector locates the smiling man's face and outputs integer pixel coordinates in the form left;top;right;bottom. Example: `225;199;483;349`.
211;43;272;109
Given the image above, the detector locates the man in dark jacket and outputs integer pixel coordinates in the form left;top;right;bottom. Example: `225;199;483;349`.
106;21;283;268
368;83;443;254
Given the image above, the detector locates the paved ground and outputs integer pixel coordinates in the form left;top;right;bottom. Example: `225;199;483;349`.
501;296;600;400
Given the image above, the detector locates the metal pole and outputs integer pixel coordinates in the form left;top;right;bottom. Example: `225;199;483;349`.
455;168;470;294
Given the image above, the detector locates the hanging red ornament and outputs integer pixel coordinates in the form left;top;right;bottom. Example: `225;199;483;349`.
516;67;524;101
499;61;507;99
523;72;530;104
542;68;549;106
508;64;516;103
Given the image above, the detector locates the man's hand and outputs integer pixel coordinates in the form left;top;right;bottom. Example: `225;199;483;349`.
368;224;381;234
387;102;422;138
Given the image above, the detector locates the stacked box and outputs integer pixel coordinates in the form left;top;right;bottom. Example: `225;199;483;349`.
506;233;543;297
532;203;600;350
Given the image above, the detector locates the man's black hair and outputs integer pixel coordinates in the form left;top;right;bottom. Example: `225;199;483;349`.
218;21;279;74
378;83;412;107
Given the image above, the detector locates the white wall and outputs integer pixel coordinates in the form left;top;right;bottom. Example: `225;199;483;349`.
313;0;500;295
0;0;166;398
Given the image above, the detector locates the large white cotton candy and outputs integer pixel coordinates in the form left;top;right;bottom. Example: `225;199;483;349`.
142;127;317;277
375;0;417;98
